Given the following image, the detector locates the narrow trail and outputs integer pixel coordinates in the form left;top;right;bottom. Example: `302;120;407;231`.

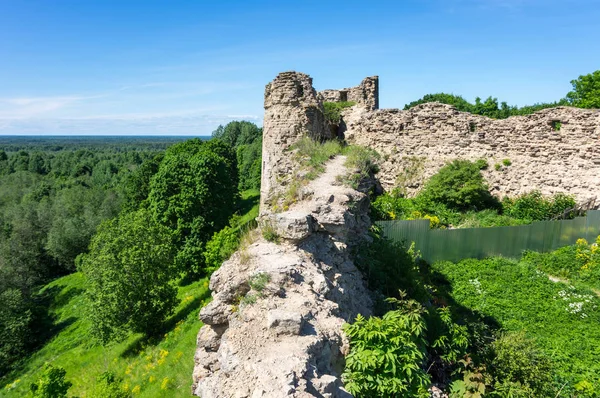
546;273;600;297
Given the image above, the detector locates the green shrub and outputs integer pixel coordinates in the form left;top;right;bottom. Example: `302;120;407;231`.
502;191;576;221
29;364;72;398
342;294;430;397
474;159;489;170
340;145;380;189
494;163;502;171
487;332;554;397
323;101;356;124
501;159;511;166
93;371;128;398
203;226;240;273
418;160;499;211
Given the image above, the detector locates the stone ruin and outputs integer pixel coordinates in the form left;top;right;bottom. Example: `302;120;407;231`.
192;71;600;397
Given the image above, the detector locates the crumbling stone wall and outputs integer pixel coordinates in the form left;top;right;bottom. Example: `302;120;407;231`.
261;72;333;214
342;102;600;202
319;76;379;111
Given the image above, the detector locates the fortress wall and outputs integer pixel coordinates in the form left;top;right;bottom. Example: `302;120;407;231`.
261;72;333;213
319;76;379;111
343;102;600;202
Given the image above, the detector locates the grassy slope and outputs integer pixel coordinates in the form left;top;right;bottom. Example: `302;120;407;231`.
1;190;260;397
432;257;600;393
1;273;210;397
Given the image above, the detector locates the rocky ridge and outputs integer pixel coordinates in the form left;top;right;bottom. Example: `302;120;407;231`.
192;156;374;397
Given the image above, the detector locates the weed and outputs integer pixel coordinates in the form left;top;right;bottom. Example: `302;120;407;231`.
501;158;511;166
323;101;356;124
494;163;502;171
261;222;280;244
248;273;271;293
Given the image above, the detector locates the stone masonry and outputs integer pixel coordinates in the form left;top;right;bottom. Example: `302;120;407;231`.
342;102;600;202
319;76;379;111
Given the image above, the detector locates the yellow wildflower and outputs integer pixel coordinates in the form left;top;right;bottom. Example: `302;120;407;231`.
160;377;172;390
149;376;156;383
132;385;141;394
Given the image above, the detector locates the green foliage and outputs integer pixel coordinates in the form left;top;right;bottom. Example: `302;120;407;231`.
419;160;499;212
121;153;164;212
501;158;511;166
449;357;488;398
432;256;600;394
203;226;240;273
487;332;554;397
566;70;600;109
212;121;263;191
354;227;428;303
93;372;128;398
28;364;72;398
323;101;356;124
494;163;501;171
79;209;178;343
502;190;576;221
404;93;567;118
248;272;271;294
148;139;238;275
0;273;211;397
0;289;32;376
261;222;280;243
474;159;488;170
523;236;600;291
292;136;343;177
342;293;430;397
341;145;380;189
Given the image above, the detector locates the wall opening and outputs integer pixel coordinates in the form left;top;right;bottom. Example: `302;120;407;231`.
551;120;562;132
469;122;477;133
339;91;348;102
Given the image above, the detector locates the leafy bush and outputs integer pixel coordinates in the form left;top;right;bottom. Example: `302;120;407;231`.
323;101;356;124
29;364;72;398
502;191;576;221
419;160;499;212
487;332;554;397
353;227;428;303
78;209;178;343
342;294;430;397
203;226;240;273
93;371;128;398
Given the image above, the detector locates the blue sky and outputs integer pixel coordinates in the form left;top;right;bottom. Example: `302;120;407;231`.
0;0;598;135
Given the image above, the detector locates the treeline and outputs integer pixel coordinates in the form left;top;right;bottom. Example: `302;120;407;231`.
0;122;262;376
404;69;600;118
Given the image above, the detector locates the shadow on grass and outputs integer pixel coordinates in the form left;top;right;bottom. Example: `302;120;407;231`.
119;287;212;358
236;191;259;216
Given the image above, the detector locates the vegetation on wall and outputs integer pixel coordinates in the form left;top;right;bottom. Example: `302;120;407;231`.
323;101;356;124
371;159;576;228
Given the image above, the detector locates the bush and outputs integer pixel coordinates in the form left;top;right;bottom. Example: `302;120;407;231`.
342;294;430;397
353;227;428;303
502;191;576;221
78;209;178;343
488;332;554;397
323;101;356;124
203;226;240;273
419;160;499;211
29;364;72;398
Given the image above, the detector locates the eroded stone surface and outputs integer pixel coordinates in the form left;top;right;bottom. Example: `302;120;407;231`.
342;102;600;203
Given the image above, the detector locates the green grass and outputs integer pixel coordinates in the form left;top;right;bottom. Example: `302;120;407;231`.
432;257;600;394
323;101;356;124
1;273;211;397
233;189;260;228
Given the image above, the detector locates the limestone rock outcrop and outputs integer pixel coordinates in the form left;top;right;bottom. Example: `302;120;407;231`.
192;157;373;398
